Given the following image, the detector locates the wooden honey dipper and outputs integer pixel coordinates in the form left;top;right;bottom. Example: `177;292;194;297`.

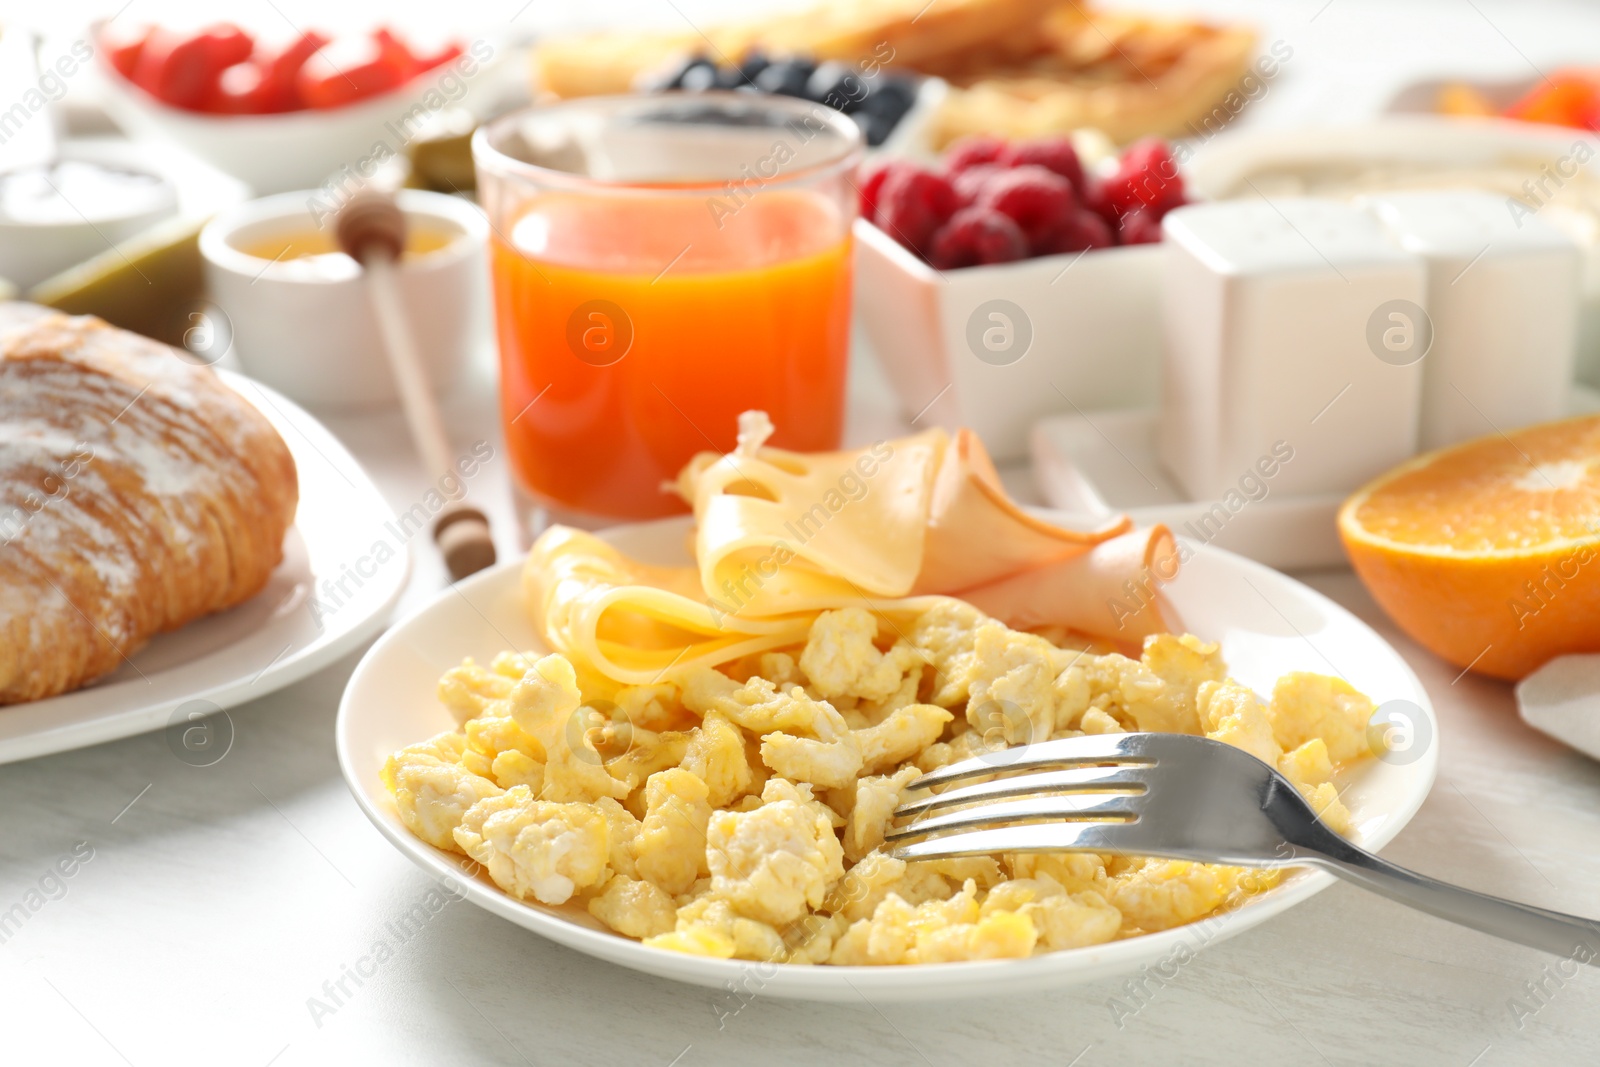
335;188;496;581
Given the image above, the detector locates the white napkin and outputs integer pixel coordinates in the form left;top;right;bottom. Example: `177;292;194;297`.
1516;654;1600;762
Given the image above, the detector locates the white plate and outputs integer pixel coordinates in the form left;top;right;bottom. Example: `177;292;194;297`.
1030;387;1600;572
338;515;1437;1001
1030;407;1348;571
0;369;407;764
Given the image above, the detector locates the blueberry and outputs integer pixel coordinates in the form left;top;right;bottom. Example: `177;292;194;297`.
868;77;917;112
860;91;914;130
856;87;893;117
856;112;894;147
806;61;866;112
712;65;748;90
679;62;719;92
737;51;771;83
651;55;713;92
754;58;814;97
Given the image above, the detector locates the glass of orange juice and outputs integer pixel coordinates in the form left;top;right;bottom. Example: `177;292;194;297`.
473;93;863;528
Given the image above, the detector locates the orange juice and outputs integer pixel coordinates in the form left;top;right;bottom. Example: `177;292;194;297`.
492;188;852;520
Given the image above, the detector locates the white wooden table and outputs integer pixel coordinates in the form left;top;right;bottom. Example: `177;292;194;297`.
3;1;1600;1064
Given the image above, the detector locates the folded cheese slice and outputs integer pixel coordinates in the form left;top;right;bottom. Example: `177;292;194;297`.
681;419;947;617
524;525;945;689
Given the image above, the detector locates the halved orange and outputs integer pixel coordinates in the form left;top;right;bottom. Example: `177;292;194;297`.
1338;413;1600;681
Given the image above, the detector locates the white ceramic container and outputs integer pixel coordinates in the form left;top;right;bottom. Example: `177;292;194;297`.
1182;117;1600;391
1363;189;1581;450
1159;197;1427;501
94;35;504;196
0;140;178;288
854;218;1164;461
200;189;488;409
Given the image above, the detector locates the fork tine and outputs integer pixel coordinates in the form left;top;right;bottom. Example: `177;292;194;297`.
888;793;1139;842
889;822;1126;863
895;765;1152;818
907;734;1158;793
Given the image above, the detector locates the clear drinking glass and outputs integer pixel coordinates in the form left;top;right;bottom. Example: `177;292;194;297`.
473;93;863;529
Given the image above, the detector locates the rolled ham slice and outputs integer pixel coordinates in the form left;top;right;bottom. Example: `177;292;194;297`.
958;525;1181;642
914;428;1130;593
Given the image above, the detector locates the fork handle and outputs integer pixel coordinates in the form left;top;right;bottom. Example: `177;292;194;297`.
1301;832;1600;964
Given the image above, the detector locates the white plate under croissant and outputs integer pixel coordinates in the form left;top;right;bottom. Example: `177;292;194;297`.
0;368;406;763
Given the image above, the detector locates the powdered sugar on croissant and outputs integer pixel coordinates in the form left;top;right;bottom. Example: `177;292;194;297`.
0;305;298;704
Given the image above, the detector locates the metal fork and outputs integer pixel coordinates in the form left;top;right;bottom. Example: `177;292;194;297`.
888;732;1600;961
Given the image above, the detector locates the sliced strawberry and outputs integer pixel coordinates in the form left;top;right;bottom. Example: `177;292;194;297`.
133;24;253;111
252;30;329;112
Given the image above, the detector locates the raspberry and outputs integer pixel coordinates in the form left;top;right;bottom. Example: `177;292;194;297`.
951;163;1005;207
943;134;1007;173
875;163;959;257
976;165;1076;255
1103;138;1186;216
929;207;1028;269
1081;178;1123;229
858;161;892;224
1119;205;1164;245
1037;210;1115;255
1155;193;1190;218
998;137;1085;192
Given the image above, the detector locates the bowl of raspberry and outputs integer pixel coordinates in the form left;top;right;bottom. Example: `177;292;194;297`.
855;135;1188;460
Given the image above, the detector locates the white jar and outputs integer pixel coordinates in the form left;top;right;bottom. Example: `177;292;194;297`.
1363;190;1580;450
200;189;488;409
1159;197;1427;500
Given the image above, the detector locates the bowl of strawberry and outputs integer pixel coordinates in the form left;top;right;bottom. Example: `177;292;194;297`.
853;135;1184;459
95;21;492;194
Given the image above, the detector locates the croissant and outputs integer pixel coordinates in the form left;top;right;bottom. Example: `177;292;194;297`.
0;304;299;704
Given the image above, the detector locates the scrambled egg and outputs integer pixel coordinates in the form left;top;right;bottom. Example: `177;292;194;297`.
704;778;845;926
385;603;1377;966
451;787;609;905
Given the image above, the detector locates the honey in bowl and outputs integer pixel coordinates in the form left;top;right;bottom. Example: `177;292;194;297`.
233;221;461;280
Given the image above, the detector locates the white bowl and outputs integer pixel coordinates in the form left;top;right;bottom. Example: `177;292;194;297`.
337;514;1438;1003
93;44;498;195
854;218;1163;461
0;141;178;288
200;189;488;409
